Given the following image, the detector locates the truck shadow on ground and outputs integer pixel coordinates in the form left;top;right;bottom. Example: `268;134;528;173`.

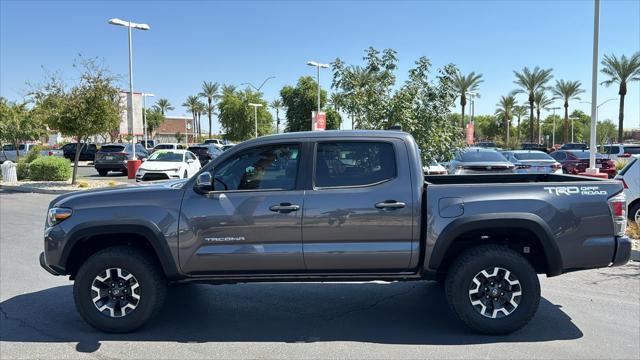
0;281;582;353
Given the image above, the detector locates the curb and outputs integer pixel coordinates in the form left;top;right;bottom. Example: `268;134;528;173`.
0;184;75;194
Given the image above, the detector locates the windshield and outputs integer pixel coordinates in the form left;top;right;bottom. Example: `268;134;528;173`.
461;151;507;162
513;152;553;161
100;145;126;153
148;151;183;162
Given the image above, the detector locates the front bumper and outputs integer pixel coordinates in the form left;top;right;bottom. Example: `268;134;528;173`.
136;170;181;182
611;236;632;267
40;252;64;276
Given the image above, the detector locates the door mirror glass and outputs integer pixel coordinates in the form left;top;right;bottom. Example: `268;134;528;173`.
194;172;212;193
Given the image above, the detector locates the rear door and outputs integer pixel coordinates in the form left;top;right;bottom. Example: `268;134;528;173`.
302;139;415;271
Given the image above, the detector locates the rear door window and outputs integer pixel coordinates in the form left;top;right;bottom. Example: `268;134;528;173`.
623;146;640;154
100;145;126;153
314;142;396;188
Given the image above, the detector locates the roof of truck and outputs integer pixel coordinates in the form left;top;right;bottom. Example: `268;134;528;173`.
248;130;409;142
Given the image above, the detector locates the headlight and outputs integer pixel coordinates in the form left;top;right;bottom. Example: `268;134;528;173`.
47;208;72;227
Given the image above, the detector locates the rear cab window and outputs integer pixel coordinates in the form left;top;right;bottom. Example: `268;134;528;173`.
314;141;396;188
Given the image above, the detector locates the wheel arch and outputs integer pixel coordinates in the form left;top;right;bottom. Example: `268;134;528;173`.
429;213;563;277
61;224;181;281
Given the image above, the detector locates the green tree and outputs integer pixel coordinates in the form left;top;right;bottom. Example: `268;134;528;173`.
513;66;553;143
332;47;398;129
551;80;584;144
218;87;273;141
596;119;618;148
280;76;327;132
144;108;164;136
32;59;121;184
495;95;515;146
512;105;528;144
270;98;284;133
325;108;342;130
533;90;554;143
452;71;483;131
153;98;174;115
0;98;46;161
199;81;221;138
600;52;640;142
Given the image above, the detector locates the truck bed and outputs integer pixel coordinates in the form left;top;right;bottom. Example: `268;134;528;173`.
425;173;608;185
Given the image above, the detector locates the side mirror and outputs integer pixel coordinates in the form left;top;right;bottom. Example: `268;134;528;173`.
194;172;212;193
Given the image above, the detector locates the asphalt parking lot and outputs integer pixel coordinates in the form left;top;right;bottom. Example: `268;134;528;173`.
1;191;639;359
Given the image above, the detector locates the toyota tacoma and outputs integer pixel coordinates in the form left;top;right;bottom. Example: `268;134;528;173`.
40;131;631;334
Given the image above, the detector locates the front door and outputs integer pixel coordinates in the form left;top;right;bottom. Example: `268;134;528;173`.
179;143;305;274
302;140;415;272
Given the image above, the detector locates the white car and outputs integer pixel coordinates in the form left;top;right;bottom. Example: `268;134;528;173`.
423;160;447;175
136;150;201;182
602;143;640;161
615;154;640;223
152;143;186;152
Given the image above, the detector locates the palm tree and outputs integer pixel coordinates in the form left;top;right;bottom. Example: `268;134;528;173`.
534;90;554;143
199;81;221;138
513;66;553;143
495;95;516;147
154;98;174;115
512;105;528;145
182;95;200;143
551;80;584;144
600;52;640;142
270;99;283;133
452;71;483;131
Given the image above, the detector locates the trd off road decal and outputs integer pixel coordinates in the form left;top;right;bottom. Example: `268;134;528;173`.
543;186;607;196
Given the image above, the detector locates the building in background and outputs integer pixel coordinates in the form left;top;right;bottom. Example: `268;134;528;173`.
154;116;195;144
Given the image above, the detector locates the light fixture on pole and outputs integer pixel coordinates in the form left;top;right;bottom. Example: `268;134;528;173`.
569;116;580;143
307;61;330;129
549;107;562;147
241;76;275;92
248;103;263;138
108;18;150;161
580;98;616;123
587;0;600;173
141;93;155;149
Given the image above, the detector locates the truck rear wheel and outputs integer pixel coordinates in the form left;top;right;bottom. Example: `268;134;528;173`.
73;246;166;333
445;245;540;335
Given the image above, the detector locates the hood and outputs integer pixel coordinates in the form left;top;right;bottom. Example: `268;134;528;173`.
49;179;186;209
139;161;183;171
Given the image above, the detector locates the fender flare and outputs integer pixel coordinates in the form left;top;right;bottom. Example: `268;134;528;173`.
60;222;182;280
429;213;563;276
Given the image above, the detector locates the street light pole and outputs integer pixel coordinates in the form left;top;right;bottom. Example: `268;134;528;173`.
248;103;263;138
587;0;600;173
108;18;150;160
141;93;155;149
307;61;329;129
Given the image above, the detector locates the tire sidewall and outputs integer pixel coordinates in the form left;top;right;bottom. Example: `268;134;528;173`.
74;252;162;333
448;250;540;334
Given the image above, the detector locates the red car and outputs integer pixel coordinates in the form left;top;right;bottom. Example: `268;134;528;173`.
549;150;616;178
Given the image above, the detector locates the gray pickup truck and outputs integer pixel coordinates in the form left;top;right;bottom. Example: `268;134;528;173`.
40;131;631;334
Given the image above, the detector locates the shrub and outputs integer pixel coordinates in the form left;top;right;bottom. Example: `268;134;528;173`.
16;159;30;180
615;159;628;171
28;157;71;181
24;145;47;164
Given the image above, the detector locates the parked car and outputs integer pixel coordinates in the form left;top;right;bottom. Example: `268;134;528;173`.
423;160;447;175
560;143;588;150
187;144;223;166
447;148;514;174
549;150;616;178
1;143;63;163
153;143;186;151
62;143;98;161
135;149;201;182
203;139;225;148
521;143;549;153
94;143;149;176
475;141;498;149
221;144;235;151
40;130;630;335
501;150;562;174
601;143;640;161
139;140;158;151
615;154;640;223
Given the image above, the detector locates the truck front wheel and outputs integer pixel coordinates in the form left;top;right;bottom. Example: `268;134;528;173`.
73;246;166;333
445;245;540;335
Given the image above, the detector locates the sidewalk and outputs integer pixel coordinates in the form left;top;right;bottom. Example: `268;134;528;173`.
0;179;129;194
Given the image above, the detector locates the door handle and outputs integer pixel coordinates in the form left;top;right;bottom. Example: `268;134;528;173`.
375;200;406;210
269;203;300;213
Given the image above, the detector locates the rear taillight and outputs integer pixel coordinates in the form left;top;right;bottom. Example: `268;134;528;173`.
620;179;629;189
608;194;626;236
619;153;631;158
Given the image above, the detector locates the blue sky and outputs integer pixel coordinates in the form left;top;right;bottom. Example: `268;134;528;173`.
1;0;639;133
